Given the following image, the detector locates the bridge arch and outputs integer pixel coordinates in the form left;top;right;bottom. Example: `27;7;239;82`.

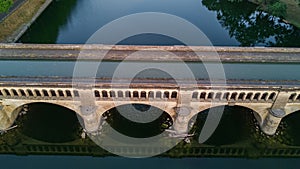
95;101;177;121
277;110;300;146
189;105;260;146
0;100;83;132
189;103;263;127
100;103;174;138
15;102;83;143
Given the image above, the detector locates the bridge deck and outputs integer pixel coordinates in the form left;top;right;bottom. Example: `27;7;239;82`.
1;43;300;63
0;76;300;89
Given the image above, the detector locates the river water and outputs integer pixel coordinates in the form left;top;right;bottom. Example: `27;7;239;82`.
19;0;300;47
1;155;300;169
5;0;300;168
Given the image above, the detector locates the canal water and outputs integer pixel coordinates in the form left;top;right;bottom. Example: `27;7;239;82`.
4;0;300;168
18;0;300;47
1;102;300;169
1;155;300;169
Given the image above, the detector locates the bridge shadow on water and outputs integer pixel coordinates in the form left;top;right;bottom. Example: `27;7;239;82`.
103;104;173;138
190;106;255;146
16;103;82;143
11;103;300;151
278;110;300;146
189;106;300;148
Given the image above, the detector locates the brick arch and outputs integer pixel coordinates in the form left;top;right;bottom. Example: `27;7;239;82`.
229;104;265;125
284;104;300;117
189;103;264;126
94;102;177;122
8;101;81;125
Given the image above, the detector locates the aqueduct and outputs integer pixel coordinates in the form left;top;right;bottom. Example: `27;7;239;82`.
1;77;300;136
1;44;300;138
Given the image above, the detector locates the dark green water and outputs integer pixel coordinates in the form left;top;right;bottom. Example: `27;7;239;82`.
20;103;81;143
1;155;300;169
18;0;300;47
3;103;300;169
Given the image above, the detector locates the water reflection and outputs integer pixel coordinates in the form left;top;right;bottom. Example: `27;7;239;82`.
17;103;82;143
202;0;300;47
18;0;300;46
278;111;300;146
19;0;78;43
190;106;254;146
1;155;300;169
102;104;173;138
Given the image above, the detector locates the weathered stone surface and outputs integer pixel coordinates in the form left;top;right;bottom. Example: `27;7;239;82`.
1;44;300;62
0;77;300;135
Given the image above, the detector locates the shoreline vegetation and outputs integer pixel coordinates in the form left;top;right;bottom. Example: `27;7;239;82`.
249;0;300;28
0;0;47;42
0;0;13;14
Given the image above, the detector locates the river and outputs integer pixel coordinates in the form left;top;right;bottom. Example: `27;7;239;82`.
18;0;300;47
5;0;300;168
1;155;300;169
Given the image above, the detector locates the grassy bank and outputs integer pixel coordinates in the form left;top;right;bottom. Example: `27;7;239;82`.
250;0;300;28
282;0;300;28
0;0;46;42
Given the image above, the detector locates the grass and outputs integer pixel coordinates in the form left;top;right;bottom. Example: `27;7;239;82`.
281;0;300;28
0;0;46;42
250;0;300;28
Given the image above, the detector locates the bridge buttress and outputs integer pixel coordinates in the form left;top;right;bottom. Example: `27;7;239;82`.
261;91;290;135
0;100;24;130
77;90;101;134
172;89;194;135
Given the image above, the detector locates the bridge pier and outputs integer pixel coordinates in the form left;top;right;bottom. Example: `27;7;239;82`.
80;106;101;133
77;90;101;134
260;91;289;135
0;102;24;131
261;109;285;135
173;107;191;135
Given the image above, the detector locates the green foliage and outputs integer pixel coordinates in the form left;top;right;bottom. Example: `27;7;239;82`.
267;1;287;18
202;0;300;47
227;0;244;2
254;0;287;18
0;0;13;13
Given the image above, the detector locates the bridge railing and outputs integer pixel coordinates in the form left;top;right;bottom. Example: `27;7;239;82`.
1;82;300;103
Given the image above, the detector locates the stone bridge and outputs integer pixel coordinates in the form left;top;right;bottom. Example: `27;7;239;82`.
1;77;300;136
1;44;300;138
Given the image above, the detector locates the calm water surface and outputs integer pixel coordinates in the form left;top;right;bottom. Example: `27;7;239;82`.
6;0;300;168
19;0;300;47
1;155;300;169
1;61;300;80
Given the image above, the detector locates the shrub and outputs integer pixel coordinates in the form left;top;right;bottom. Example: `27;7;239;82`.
0;0;13;13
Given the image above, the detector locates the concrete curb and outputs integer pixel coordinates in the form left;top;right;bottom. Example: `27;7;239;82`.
5;0;53;43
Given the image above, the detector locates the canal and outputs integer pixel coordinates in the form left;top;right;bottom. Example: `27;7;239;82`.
18;0;300;47
2;0;300;168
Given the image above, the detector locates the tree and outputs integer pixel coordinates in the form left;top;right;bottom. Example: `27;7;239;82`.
267;1;287;18
202;0;300;47
0;0;13;14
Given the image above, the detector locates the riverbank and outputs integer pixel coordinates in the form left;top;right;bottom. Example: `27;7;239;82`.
0;0;52;42
249;0;300;28
282;0;300;28
0;0;27;23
